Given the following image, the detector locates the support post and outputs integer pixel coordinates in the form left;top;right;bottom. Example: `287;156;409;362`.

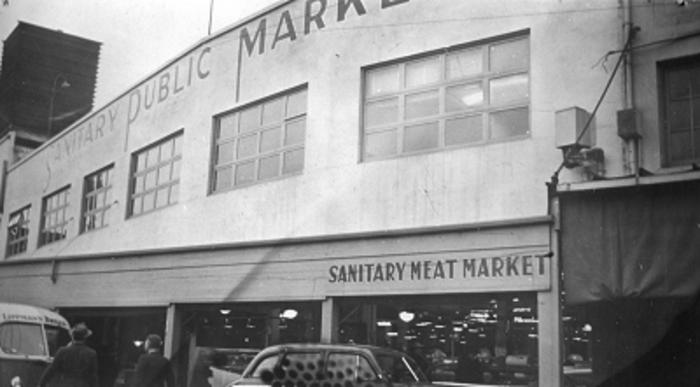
321;297;337;343
164;304;183;386
539;181;563;386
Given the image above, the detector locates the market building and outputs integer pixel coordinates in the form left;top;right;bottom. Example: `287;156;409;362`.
0;1;698;386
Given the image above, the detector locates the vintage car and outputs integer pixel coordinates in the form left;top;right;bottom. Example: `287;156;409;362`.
229;343;435;387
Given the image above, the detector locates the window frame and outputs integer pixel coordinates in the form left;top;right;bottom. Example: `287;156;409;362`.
327;351;379;383
210;84;308;194
38;185;71;247
127;130;183;218
80;164;114;233
659;53;700;167
361;31;530;161
6;205;31;257
0;322;47;357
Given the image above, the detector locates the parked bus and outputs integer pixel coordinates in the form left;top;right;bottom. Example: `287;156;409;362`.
0;302;71;387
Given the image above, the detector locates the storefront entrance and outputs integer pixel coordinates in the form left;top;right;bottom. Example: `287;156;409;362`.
178;301;322;387
59;307;166;387
335;293;539;386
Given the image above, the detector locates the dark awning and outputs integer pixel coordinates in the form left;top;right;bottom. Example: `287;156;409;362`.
560;179;700;305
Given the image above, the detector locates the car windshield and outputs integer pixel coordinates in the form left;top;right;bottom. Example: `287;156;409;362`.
0;322;45;356
374;352;428;383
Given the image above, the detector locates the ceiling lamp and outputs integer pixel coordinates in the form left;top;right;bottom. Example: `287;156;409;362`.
399;311;415;323
280;308;299;320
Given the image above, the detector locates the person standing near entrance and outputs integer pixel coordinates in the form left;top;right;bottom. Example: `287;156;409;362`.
37;322;99;387
133;334;174;387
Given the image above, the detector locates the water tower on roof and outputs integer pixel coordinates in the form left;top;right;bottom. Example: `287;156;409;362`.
0;21;101;156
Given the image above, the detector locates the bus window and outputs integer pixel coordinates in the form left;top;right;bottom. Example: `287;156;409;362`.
0;322;45;356
45;325;71;356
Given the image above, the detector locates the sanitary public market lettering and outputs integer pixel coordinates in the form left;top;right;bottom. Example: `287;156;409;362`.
328;254;548;283
241;0;410;56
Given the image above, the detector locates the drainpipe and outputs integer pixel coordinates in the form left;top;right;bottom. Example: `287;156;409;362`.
620;0;641;183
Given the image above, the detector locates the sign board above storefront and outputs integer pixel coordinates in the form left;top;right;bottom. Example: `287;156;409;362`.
326;250;552;296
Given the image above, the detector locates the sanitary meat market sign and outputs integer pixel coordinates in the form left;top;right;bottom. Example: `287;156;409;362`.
325;251;551;295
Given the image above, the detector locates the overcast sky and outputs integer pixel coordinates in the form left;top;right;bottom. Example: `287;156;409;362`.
0;0;279;108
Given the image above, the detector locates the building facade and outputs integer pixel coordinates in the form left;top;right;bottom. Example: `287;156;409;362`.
0;1;698;386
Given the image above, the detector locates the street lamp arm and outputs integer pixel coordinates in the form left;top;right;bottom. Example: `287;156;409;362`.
47;73;71;137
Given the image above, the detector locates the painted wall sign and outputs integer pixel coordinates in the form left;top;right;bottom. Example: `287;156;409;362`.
326;251;552;295
127;46;212;129
47;46;212;162
51;105;120;161
240;0;411;56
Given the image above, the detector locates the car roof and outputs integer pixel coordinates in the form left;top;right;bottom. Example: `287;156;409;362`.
254;343;406;358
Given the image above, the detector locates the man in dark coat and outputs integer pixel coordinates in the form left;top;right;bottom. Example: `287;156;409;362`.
133;334;175;387
38;322;99;387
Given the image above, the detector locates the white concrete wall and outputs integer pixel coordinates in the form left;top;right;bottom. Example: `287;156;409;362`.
630;0;700;171
1;0;624;259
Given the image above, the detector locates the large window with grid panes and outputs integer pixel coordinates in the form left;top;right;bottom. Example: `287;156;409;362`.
211;86;306;192
39;186;70;246
362;33;530;160
81;164;113;233
661;54;700;166
128;132;182;217
7;205;30;256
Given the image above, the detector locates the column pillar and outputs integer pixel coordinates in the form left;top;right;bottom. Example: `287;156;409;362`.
164;304;183;386
539;190;563;386
321;298;337;343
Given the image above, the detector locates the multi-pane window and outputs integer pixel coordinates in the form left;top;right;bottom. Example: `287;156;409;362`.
212;87;307;192
129;132;182;216
39;186;70;246
6;206;30;257
661;55;700;166
81;165;113;233
362;35;530;160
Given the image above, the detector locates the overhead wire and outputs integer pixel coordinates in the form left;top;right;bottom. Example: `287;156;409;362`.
551;24;640;182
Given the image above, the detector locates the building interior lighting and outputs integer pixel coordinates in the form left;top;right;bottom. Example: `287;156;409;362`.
399;311;415;323
280;308;298;319
219;308;232;315
377;320;392;327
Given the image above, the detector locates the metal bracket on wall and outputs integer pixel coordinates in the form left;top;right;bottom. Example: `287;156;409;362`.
50;259;59;284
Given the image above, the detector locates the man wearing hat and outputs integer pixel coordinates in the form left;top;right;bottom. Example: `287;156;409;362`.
37;322;99;387
133;334;174;387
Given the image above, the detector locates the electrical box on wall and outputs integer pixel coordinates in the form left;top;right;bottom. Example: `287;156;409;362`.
555;107;595;149
617;108;642;140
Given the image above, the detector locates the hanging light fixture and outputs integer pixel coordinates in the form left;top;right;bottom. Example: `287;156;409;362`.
280;308;299;320
399;311;415;323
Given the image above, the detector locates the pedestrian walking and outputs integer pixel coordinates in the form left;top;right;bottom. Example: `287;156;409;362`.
132;334;174;387
37;322;99;387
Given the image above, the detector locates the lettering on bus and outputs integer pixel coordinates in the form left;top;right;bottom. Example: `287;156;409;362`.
327;253;550;284
240;0;410;56
2;313;43;323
